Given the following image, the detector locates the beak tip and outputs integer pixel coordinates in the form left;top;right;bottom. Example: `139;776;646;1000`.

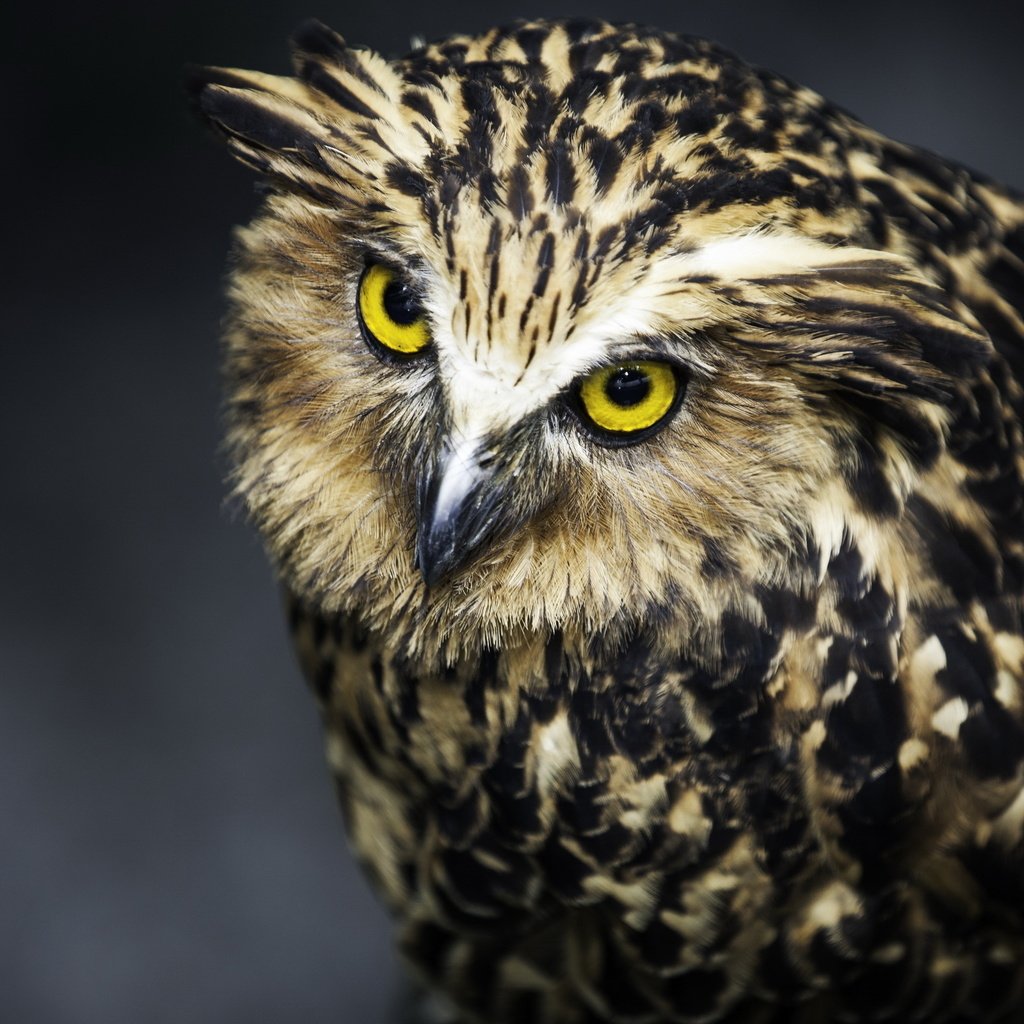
415;530;452;589
417;559;442;589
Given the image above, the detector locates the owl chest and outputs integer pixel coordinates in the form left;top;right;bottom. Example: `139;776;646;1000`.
316;626;812;943
307;616;1024;1021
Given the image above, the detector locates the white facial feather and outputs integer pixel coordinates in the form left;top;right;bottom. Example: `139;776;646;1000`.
426;229;916;444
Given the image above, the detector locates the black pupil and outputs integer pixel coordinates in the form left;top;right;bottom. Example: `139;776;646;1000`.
605;367;651;407
383;278;422;326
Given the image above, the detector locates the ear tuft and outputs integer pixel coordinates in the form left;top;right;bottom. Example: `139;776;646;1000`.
298;61;383;121
186;65;341;195
185;65;274;122
290;20;392;118
186;26;426;208
193;82;325;165
291;19;349;62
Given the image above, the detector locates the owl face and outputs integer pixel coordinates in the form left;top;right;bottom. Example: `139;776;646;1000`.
194;19;988;662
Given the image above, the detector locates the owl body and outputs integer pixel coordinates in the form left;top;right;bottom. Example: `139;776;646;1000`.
192;19;1024;1022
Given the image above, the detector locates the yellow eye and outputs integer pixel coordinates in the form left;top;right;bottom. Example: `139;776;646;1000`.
576;361;680;439
357;263;431;358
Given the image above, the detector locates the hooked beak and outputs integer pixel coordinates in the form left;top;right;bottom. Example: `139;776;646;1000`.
415;440;505;587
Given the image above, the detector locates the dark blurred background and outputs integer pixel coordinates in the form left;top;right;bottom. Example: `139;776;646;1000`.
2;2;1021;1021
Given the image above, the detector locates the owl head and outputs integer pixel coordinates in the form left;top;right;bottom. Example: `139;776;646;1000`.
191;19;989;664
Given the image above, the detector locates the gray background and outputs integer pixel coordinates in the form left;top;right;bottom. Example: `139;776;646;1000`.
3;2;1022;1021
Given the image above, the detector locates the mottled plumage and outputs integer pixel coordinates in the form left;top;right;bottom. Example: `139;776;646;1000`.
191;18;1024;1022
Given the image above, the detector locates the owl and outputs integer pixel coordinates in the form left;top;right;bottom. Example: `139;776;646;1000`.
190;17;1024;1023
